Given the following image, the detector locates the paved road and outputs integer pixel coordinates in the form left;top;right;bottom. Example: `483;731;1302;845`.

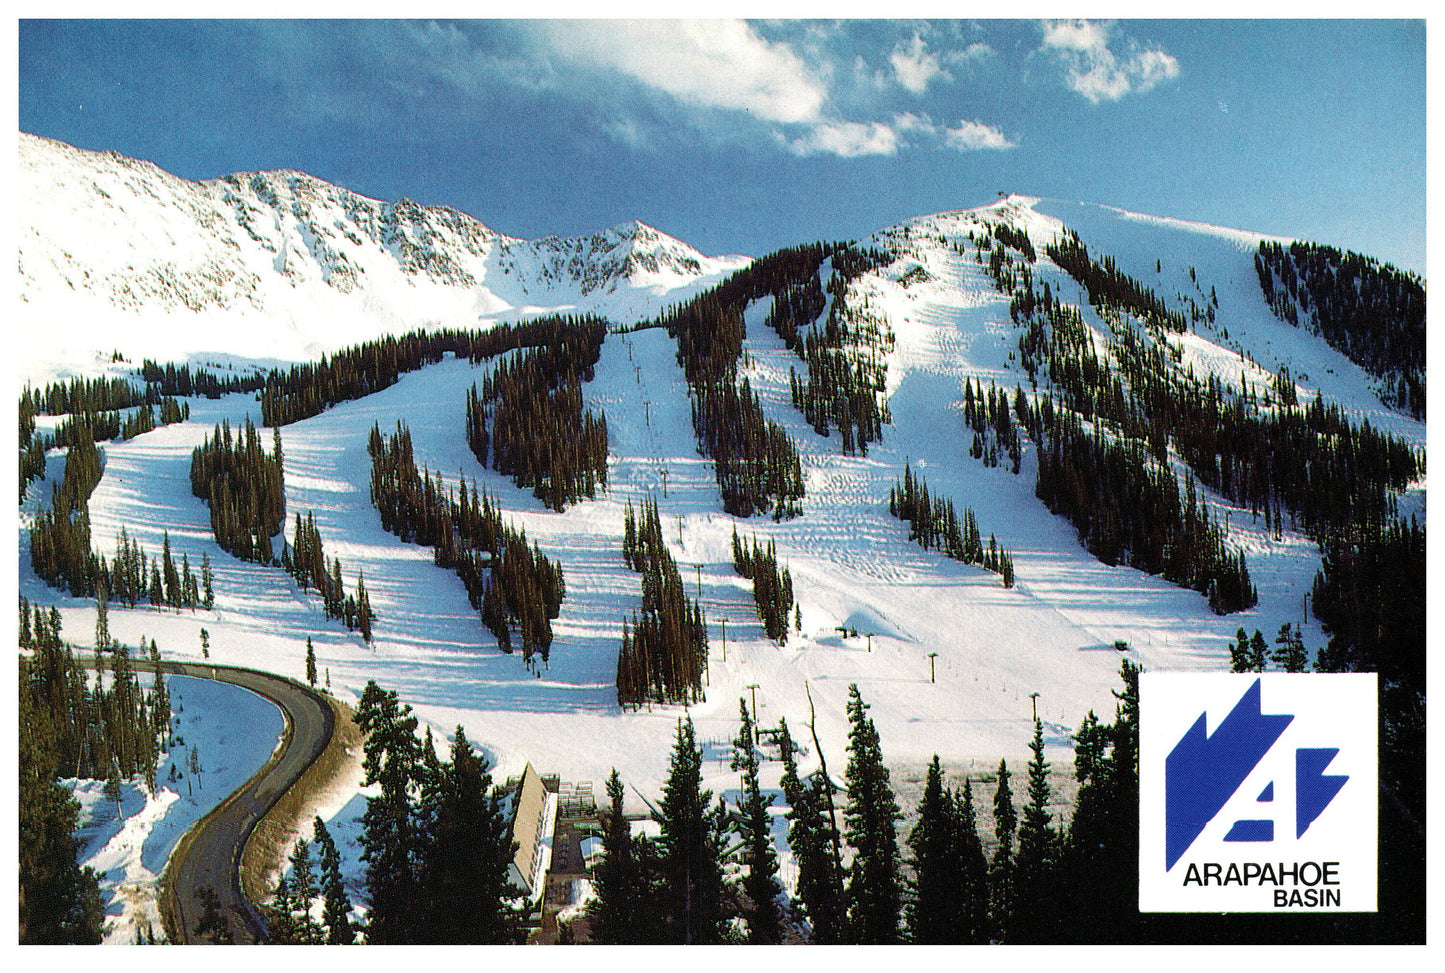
156;662;335;944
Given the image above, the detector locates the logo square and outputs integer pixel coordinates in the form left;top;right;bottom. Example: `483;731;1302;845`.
1139;673;1377;912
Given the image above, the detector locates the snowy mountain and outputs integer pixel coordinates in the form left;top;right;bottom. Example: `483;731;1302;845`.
17;132;748;382
18;136;1425;940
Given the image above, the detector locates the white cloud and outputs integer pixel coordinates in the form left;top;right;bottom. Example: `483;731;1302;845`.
539;20;827;125
890;33;950;94
787;120;899;158
1039;19;1180;103
943;119;1016;152
947;41;996;65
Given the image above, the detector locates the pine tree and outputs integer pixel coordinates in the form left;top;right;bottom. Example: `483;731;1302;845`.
312;816;355;944
955;777;990;943
590;769;654;943
657;716;726;944
201;552;214;608
1273;622;1309;672
732;699;783;942
778;717;845;942
305;637;317;688
416;727;520;943
906;754;961;942
842;684;902;943
1011;717;1058;942
1057;660;1141;943
286;838;321;943
354;681;423;943
989;759;1017;941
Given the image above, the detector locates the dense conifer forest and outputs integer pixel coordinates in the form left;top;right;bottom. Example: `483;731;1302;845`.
465;318;609;510
20;380;189;502
259;316;604;427
978;224;1422;613
19;600;175;943
616;497;709;706
368;422;563;666
1255;240;1425;417
189;417;286;563
658;246;839;517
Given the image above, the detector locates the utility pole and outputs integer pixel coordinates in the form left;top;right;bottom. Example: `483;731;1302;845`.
746;683;760;718
634;364;641;383
927;652;938;683
866;632;873;653
644;401;651;426
661;467;669;498
720;618;727;662
1028;691;1040;722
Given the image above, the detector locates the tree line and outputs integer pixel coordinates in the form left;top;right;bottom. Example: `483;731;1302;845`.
260;316;605;427
465;318;609;511
731;527;796;642
889;464;1016;588
985;224;1418;610
1310;513;1425;927
1045;228;1188;332
280;511;376;641
617;497;709;706
28;426;213;610
368;421;564;666
1256;240;1425;418
21;387;189;503
139;358;269;399
190;417;286;563
1032;403;1256;613
587;673;1127;943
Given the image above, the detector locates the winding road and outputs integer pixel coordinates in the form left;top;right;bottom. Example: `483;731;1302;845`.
154;662;337;944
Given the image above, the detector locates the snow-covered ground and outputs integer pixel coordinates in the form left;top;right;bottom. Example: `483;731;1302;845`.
19;192;1425;928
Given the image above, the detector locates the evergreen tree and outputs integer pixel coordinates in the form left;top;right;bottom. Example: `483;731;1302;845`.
416;727;521;943
842;684;902;943
305;637;317;687
989;759;1016;941
1011;717;1058;942
906;754;961;942
312;816;355;944
1273;622;1309;672
354;681;423;943
590;769;654;943
778;717;846;942
955;777;990;943
657;716;726;943
732;699;783;942
18;675;104;943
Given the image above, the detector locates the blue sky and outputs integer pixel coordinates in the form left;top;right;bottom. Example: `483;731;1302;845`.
17;18;1426;272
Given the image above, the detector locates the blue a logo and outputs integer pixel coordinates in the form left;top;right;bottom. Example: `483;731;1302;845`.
1139;672;1376;913
1164;679;1348;869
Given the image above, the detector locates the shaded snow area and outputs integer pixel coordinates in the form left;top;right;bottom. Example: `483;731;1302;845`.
65;675;284;944
21;190;1425;933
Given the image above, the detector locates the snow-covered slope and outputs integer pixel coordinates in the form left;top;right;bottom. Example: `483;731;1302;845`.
17;132;748;383
18;146;1425;928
